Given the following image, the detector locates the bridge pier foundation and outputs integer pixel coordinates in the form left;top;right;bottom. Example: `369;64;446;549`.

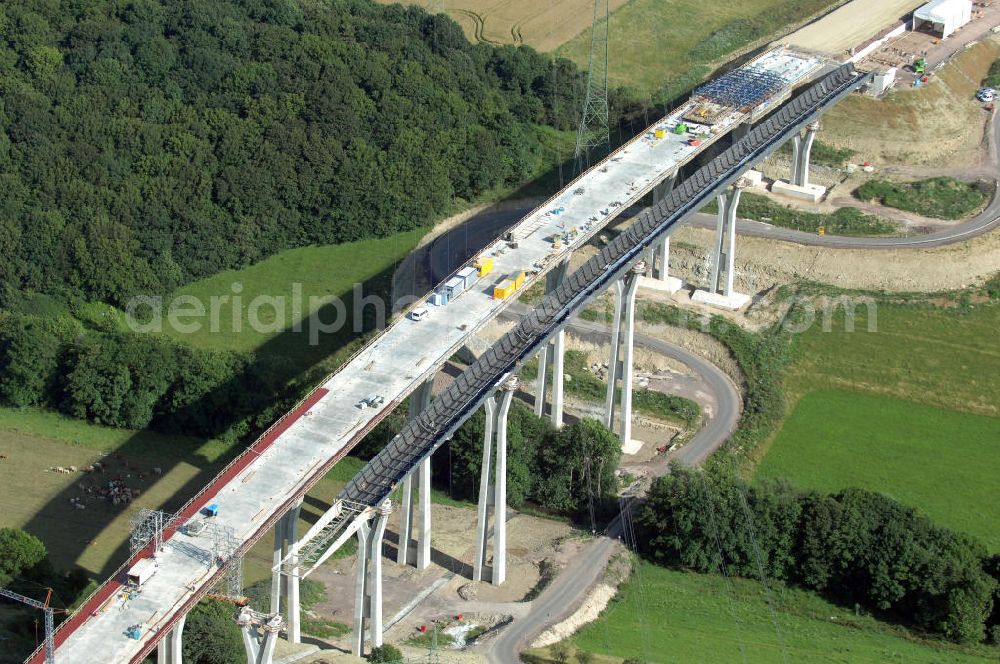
604;262;645;448
398;378;434;569
533;259;570;428
353;504;391;657
693;180;751;311
156;614;185;664
269;499;303;643
237;609;282;664
474;375;519;585
774;121;826;202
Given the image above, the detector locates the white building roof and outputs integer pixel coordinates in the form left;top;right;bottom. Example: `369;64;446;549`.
914;0;971;24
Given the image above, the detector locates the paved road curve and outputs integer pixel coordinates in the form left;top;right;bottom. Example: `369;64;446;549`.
486;307;742;664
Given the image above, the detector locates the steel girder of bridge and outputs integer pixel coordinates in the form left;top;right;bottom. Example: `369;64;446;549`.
280;61;870;615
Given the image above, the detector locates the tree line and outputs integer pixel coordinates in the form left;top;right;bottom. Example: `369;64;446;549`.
0;0;596;306
0;311;282;441
636;466;1000;645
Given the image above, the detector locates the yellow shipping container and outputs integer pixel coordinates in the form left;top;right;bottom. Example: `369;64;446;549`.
475;256;494;277
493;280;515;300
512;271;526;289
654;129;666;139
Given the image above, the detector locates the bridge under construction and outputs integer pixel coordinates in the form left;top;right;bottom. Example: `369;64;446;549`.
29;48;871;664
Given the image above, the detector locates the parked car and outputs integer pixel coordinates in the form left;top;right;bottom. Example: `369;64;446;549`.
976;87;996;103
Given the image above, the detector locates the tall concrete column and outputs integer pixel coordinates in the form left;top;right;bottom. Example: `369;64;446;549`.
533;343;549;418
603;262;645;444
269;519;286;615
398;378;434;568
237;609;283;664
550;329;565;429
694;178;751;310
156;614;184;664
353;504;391;657
269;499;302;640
709;182;747;297
474;374;518;585
283;500;302;644
645;174;683;294
791;121;820;188
534;258;570;425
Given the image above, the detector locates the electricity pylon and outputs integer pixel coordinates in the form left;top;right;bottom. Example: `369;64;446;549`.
574;0;610;173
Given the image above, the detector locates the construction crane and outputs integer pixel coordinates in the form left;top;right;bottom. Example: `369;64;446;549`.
0;587;60;664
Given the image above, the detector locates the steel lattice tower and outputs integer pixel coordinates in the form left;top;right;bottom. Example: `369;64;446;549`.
574;0;610;172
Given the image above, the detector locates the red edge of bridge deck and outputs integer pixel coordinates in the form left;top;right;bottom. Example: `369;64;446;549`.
27;387;331;664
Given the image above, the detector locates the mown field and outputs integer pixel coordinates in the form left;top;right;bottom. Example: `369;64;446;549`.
557;0;842;96
532;562;998;663
754;296;1000;549
757;389;1000;549
0;408;222;576
382;0;842;96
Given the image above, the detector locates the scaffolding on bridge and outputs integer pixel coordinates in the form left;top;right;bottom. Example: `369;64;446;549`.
693;66;788;112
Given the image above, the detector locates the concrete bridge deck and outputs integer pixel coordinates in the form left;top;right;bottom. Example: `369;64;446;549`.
32;47;827;664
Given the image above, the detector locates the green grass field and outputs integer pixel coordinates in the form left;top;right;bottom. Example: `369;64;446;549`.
786;299;1000;418
854;178;991;220
161;229;427;355
702;192;898;236
750;296;1000;551
558;0;840;96
0;408;222;575
757;389;1000;550
543;562;998;663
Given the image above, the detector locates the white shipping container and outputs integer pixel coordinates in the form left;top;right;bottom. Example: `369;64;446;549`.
127;558;157;586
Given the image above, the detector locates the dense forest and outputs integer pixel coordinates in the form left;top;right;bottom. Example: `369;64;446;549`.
0;0;589;306
637;467;1000;645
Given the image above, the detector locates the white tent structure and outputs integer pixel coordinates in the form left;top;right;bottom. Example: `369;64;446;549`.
913;0;973;39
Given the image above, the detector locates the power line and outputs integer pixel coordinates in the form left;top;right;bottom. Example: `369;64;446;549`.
573;0;609;173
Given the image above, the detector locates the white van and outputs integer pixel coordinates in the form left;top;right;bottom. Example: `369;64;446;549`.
409;307;429;321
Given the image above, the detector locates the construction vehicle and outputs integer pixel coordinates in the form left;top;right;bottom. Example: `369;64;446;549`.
914;57;926;74
126;624;142;640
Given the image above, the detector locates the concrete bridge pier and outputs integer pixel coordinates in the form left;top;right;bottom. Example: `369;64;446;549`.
534;258;570;428
643;174;683;294
604;261;645;448
773;120;825;202
474;374;519;585
269;499;303;643
156;614;185;664
237;609;282;664
693;179;751;311
398;378;434;569
353;503;392;657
